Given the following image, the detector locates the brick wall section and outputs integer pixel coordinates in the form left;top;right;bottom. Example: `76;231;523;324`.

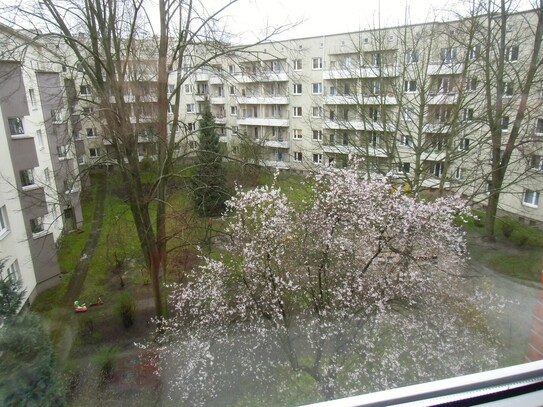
526;271;543;361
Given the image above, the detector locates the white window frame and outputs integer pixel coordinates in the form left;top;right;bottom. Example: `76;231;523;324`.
184;84;193;94
293;59;302;71
51;109;63;123
506;45;519;62
20;168;35;188
294;151;303;162
293;106;302;117
293;84;302;95
312;57;323;70
80;84;92;95
405;49;419;64
8;117;24;136
89;148;100;157
36;130;44;150
466;77;478;91
230;106;238;116
4;260;20;282
433;162;444;177
312;83;323;94
536;118;543;135
404;80;417;93
531;155;543;171
459;138;470;151
186;103;195;113
455;167;464;180
30;216;45;237
313;153;323;164
312;106;322;118
523;189;540;207
293;129;302;140
86;128;97;138
0;205;9;239
312;130;323;141
400;134;412;147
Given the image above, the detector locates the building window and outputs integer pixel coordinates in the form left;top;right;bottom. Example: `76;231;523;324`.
20;168;35;187
455;167;464;180
312;57;323;69
8;117;24;135
312;83;323;94
459;138;470;151
400;134;412;147
89;148;100;157
523;189;540;207
186;103;195;113
271;60;281;73
0;205;9;238
167;103;174;113
229;106;237;116
30;216;45;235
404;80;417;93
405;49;419;64
294;151;303;162
312;130;323;141
80;85;92;95
371;80;381;95
293;59;302;70
293;106;302;117
4;260;20;282
433;162;444;177
370;132;380;147
466;77;478;91
293;129;302;140
184;84;193;94
536;118;543;134
506;45;519;62
462;108;474;122
440;47;457;63
86;128;97;138
531;155;543;170
44;168;51;185
51;109;62;123
329;86;336;96
313;153;322;164
82;107;94;115
401;162;411;173
371;53;382;66
28;89;36;108
469;44;481;60
342;133;349;145
312;106;322;118
229;86;236;95
168;84;175;94
228;64;235;73
57;145;68;158
293;83;302;95
437;77;451;93
370;107;380;122
502;116;510;131
503;82;514;97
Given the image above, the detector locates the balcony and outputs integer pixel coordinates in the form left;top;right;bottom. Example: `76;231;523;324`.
215;116;227;125
209;75;223;85
194;93;208;102
324;119;393;132
324;65;399;80
260;159;290;169
235;71;289;83
237;95;289;105
427;93;458;105
210;96;226;104
238;116;289;127
424;123;451;133
324;94;396;105
262;139;290;149
427;62;464;75
322;144;388;158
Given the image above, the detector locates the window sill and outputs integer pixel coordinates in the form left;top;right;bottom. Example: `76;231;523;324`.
0;229;10;241
22;185;40;192
522;202;539;209
32;230;49;239
10;134;32;140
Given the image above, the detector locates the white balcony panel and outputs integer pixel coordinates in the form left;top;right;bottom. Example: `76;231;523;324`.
238;117;290;127
422;152;447;161
215;116;227;125
219;136;228;143
324;119;393;132
237;96;289;104
261;160;290;169
195;73;210;81
209;76;223;85
424;123;451;133
427;63;464;75
324;95;396;105
263;140;290;149
427;93;458;105
236;72;289;83
324;66;399;79
210;96;226;104
323;145;388;158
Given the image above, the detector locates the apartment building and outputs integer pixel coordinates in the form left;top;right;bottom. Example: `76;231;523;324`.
172;9;543;227
0;24;83;305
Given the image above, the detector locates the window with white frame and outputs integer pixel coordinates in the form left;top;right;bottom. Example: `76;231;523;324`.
271;60;281;73
329;86;336;95
28;89;36;108
404;80;417;93
229;86;236;95
462;108;474;122
294;151;303;162
186;103;195;113
82;107;94;115
30;216;45;235
3;260;20;282
469;44;481;60
228;64;235;73
401;162;411;173
312;130;323;141
313;153;322;164
371;80;381;95
293;83;302;95
167;103;174;113
20;168;35;187
465;77;477;92
342;133;349;145
433;162;444;177
536;118;543;134
0;205;9;238
184;84;193;94
312;57;323;69
293;59;302;71
523;189;540;207
531;155;543;170
503;82;514;97
57;145;69;158
293;106;302;117
400;134;412;147
440;47;457;63
35;130;44;150
371;53;382;66
80;84;92;95
437;77;451;93
312;83;323;94
370;132;380;147
370;107;380;122
293;129;302;140
230;106;238;116
8;117;24;135
187;122;196;132
455;167;464;180
506;45;519;62
51;109;63;123
89;148;100;157
231;126;238;135
405;49;419;64
459;138;470;151
44;168;51;185
312;106;322;118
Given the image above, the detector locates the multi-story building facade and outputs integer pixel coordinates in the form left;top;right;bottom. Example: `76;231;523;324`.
0;24;83;305
172;9;543;227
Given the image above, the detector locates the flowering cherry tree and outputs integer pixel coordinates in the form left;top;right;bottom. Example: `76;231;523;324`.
153;166;498;405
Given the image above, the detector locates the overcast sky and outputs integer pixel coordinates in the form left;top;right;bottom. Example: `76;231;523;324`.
208;0;535;43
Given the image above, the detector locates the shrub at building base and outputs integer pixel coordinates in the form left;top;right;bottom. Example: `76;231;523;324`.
116;292;136;328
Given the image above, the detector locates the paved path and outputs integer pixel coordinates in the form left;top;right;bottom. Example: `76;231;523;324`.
65;175;107;304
